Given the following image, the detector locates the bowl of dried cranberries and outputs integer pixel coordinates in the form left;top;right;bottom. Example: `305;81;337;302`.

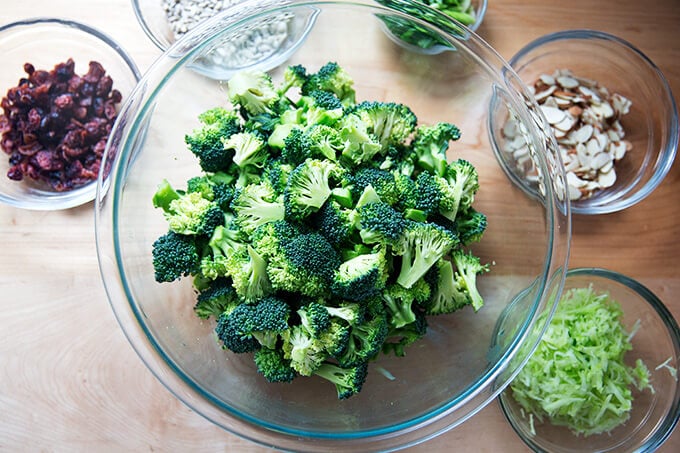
0;17;141;210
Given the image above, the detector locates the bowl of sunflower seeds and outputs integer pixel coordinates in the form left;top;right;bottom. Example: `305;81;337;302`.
493;29;678;215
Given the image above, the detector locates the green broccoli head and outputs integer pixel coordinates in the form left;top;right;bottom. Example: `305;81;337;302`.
254;347;297;383
281;127;312;166
336;309;389;368
151;231;200;283
227;69;280;116
313;362;368;400
331;248;389;302
348;101;418;148
309;199;356;247
454;207;487;245
422;258;471;315
298;301;332;338
382;279;431;328
281;325;327;376
357;200;408;247
278;63;308;97
305;123;344;161
451;248;488;311
224;245;272;303
230;181;285;236
223;131;268;169
394;221;459;289
298;90;344;127
382;307;428;357
337;113;383;167
284;158;345;220
302;61;356;106
184;107;240;173
412;122;461;176
440;158;480;221
348;167;399;206
194;277;240;319
216;295;290;352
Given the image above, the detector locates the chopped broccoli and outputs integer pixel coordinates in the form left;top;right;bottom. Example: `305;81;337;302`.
224;131;268;169
230;181;285;236
394;221;459;288
298;301;332;337
153;179;224;237
382;279;431;328
281;325;326;376
348;167;399;206
337;113;383;167
194;277;240;319
254;347;297;383
440;159;480;222
357;201;407;246
348;101;417;148
454;207;487;244
284;158;344;220
226;69;280;116
412;122;461;176
150;62;490;399
451;248;488;311
331;248;388;302
184;107;241;173
302;61;356;106
313;362;368;400
422;258;471;315
151;231;200;283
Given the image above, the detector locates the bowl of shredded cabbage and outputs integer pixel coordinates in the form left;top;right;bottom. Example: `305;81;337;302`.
95;1;571;451
500;267;680;453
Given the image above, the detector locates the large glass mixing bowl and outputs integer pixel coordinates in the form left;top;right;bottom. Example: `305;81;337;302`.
95;1;570;451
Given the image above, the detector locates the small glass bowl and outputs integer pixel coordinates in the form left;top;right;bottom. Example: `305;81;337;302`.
499;268;680;453
498;29;678;215
0;18;141;210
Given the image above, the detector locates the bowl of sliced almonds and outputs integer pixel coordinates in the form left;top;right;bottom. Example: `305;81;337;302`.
496;29;678;214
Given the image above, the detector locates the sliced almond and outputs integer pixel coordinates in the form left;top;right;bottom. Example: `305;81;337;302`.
540;105;566;125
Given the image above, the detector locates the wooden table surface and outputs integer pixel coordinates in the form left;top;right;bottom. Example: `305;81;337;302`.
1;0;678;451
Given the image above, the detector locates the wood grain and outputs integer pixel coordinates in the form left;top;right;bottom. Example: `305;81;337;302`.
1;1;678;452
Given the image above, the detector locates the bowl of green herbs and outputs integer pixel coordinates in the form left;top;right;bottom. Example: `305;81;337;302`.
499;268;680;453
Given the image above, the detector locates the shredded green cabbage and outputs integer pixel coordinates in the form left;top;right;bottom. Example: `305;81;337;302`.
510;285;652;436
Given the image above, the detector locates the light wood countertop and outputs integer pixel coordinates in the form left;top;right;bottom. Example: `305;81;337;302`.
1;0;678;451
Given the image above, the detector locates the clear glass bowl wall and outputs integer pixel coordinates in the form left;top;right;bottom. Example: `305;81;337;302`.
96;1;570;451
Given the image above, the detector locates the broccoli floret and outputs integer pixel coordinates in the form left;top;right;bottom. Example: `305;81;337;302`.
327;302;365;327
153;180;225;237
216;296;289;352
230;182;285;236
331;249;388;302
278;63;308;97
357;201;407;246
348;101;417;148
348;167;399;206
262;157;295;196
423;258;470;315
184;107;241;173
302;62;356;106
281;325;326;376
199;221;247;280
305;123;343;161
319;320;351;359
337;310;389;368
382;279;431;328
455;207;487;244
151;231;200;283
284;158;344;220
313;362;368;400
440;159;480;222
337;113;382;167
394;221;459;288
298;90;344;127
223;131;268;169
267;232;341;297
224;245;272;302
309;199;356;247
281;127;312;166
413;170;463;220
194;277;240;319
227;69;280;116
382;307;428;357
298;301;332;337
254;347;297;383
451;248;488;311
412;122;461;176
